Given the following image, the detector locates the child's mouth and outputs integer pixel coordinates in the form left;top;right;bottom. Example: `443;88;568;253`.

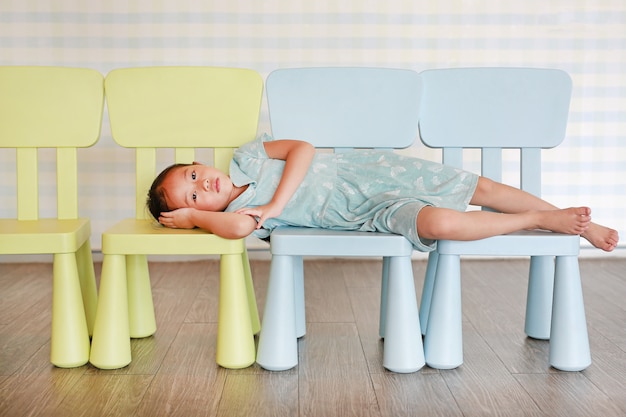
215;178;220;193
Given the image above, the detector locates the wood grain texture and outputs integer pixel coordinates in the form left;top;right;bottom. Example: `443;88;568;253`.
0;257;625;417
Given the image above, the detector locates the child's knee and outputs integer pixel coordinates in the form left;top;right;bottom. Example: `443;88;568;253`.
417;206;458;240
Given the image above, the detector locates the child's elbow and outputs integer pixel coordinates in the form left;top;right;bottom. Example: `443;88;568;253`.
223;216;257;239
227;226;253;239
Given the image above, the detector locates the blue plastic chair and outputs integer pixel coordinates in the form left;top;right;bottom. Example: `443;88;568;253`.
418;67;590;371
255;67;425;373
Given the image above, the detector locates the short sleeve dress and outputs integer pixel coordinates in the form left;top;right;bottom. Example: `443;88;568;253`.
226;134;479;252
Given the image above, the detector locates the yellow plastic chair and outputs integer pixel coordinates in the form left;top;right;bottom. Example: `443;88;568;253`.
89;67;262;370
0;66;104;367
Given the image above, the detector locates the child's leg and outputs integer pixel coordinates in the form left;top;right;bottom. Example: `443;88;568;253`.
417;177;619;251
469;177;557;213
416;205;590;242
469;177;619;251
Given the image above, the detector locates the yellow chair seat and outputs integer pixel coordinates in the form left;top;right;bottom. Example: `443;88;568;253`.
101;219;245;255
0;218;91;254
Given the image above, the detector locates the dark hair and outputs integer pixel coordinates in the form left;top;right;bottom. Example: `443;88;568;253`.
147;163;190;221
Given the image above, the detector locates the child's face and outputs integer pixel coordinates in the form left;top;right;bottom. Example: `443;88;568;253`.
161;163;235;212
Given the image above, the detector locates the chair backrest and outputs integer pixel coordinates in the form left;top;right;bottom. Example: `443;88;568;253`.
418;67;572;197
266;67;422;150
0;66;104;220
104;66;264;219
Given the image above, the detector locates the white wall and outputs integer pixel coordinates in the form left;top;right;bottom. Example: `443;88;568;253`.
1;0;624;256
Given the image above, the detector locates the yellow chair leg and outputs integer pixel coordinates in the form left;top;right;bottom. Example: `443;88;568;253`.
50;252;90;368
216;253;256;369
89;254;132;369
126;254;157;338
76;241;98;336
242;250;261;335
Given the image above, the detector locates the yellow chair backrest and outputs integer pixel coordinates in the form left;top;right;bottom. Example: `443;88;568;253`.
0;66;104;220
104;66;263;219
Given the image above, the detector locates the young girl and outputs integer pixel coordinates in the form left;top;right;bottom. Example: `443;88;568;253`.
148;134;619;253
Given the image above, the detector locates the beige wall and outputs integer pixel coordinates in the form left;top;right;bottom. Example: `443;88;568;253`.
1;1;624;254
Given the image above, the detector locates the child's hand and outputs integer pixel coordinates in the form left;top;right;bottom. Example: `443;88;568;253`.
235;203;282;229
158;208;196;229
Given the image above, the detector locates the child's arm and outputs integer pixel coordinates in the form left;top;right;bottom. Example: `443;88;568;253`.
159;139;314;236
236;139;315;228
159;208;257;239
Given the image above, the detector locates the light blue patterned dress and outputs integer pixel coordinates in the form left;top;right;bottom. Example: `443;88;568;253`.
226;134;478;252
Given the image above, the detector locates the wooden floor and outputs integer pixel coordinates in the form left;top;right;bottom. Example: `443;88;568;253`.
1;257;625;417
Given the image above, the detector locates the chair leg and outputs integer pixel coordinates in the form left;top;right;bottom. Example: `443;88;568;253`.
216;253;256;369
525;255;554;340
76;240;98;336
379;257;390;338
241;249;261;335
382;256;425;373
50;252;90;368
89;254;132;369
549;255;591;371
423;253;463;369
294;256;306;338
126;255;156;338
256;255;298;371
419;250;439;336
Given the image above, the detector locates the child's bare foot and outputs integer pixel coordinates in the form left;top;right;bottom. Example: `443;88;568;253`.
582;223;620;252
535;207;619;252
536;207;592;236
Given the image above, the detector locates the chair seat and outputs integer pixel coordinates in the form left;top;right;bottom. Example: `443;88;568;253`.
437;230;580;256
270;226;414;256
0;218;91;254
102;218;246;255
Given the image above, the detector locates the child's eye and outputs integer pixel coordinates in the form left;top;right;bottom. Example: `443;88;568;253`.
191;170;196;180
192;191;197;201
